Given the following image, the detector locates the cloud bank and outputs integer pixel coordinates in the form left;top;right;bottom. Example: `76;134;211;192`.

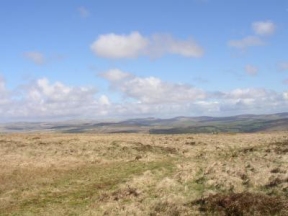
0;70;287;121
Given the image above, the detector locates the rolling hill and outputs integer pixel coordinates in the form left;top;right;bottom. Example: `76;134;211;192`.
1;112;288;133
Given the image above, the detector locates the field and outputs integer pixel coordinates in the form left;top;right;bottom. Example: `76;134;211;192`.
1;132;288;215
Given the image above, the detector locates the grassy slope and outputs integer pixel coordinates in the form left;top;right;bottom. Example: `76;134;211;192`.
0;132;288;215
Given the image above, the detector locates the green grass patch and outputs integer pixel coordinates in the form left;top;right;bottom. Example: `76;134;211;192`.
1;159;176;215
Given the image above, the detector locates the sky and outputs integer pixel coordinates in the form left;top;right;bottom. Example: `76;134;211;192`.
0;0;288;122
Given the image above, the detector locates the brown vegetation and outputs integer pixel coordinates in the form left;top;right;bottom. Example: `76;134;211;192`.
0;132;288;215
189;192;288;215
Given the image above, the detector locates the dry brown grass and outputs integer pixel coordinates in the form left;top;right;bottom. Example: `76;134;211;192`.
189;192;288;215
0;132;288;215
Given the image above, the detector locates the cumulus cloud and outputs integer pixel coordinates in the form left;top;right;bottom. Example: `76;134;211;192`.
0;77;112;121
91;32;148;58
99;69;132;81
245;65;258;76
208;88;288;115
19;78;100;119
1;73;288;121
26;78;97;103
228;36;264;50
78;6;90;18
252;21;276;36
97;69;287;117
90;32;204;59
100;69;206;104
24;51;45;65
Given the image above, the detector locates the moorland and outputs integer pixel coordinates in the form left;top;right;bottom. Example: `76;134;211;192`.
1;131;288;215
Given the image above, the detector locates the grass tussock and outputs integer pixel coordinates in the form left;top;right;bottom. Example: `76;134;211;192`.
0;132;288;215
190;192;288;216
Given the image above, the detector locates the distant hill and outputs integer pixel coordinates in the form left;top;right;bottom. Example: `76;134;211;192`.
149;113;288;134
1;112;288;133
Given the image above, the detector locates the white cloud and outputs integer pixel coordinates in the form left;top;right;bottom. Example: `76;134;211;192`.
78;6;90;18
26;78;98;106
0;78;108;121
99;95;110;106
228;20;276;51
90;32;204;59
210;88;287;115
222;88;275;100
91;32;148;59
99;69;132;81
113;86;287;117
21;78;99;119
245;65;258;76
169;40;203;57
228;36;264;50
283;92;288;100
24;51;45;65
252;21;276;36
101;69;206;104
149;34;204;58
1;73;288;121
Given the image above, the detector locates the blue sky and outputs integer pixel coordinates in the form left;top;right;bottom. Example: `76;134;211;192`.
0;0;288;121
